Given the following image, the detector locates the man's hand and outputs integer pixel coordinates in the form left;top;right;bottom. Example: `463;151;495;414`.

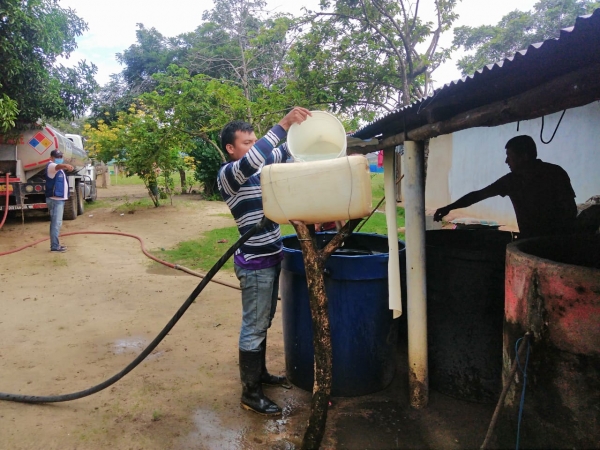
278;107;312;131
56;163;74;172
433;206;451;222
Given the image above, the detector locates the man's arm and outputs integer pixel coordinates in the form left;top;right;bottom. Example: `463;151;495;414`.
218;126;287;197
55;163;74;172
433;185;499;222
47;162;74;177
218;107;311;197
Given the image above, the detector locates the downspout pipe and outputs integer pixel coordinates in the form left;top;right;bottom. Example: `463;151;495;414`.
403;140;429;409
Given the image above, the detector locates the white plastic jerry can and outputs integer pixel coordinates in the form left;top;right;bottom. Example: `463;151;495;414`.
261;155;373;225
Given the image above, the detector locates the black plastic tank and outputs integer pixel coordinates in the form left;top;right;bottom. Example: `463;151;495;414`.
280;232;406;397
426;229;513;403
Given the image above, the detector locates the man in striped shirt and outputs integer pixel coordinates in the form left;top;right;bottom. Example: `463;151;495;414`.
217;107;311;415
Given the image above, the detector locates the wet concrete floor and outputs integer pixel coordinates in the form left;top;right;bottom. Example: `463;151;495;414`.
178;346;496;449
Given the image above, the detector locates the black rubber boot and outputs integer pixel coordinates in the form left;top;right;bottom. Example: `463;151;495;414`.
260;337;288;386
239;349;282;416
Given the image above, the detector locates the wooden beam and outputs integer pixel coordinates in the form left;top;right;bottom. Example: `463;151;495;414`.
378;63;600;150
346;137;380;155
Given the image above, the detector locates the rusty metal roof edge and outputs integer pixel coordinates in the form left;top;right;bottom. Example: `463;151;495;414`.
352;9;599;139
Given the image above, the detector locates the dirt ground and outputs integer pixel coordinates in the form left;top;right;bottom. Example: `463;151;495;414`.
0;184;494;450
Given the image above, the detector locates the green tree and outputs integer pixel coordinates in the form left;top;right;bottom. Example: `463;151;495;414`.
90;0;297;126
289;0;458;119
88;25;178;126
188;136;224;197
0;94;18;133
88;74;138;127
0;0;98;125
141;66;245;195
454;0;600;76
182;0;298;123
47;116;87;135
142;64;307;196
85;103;190;206
116;24;179;92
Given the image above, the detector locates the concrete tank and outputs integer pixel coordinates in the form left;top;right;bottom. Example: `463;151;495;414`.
502;235;600;449
0;125;88;174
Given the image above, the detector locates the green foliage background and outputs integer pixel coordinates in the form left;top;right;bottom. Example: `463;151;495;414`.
0;0;98;126
454;0;600;75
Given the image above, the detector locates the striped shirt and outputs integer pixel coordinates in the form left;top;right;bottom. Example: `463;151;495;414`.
217;125;290;263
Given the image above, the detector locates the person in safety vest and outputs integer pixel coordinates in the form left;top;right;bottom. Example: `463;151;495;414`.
45;149;74;252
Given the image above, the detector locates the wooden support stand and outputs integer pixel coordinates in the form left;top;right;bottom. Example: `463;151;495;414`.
290;219;360;450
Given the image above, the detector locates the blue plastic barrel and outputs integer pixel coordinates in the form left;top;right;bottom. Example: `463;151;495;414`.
280;232;405;397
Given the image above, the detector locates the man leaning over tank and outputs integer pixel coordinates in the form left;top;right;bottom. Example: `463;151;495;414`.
434;135;577;239
45;149;74;252
217;107;311;416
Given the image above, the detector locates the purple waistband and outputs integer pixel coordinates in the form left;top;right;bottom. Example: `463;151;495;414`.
234;251;283;270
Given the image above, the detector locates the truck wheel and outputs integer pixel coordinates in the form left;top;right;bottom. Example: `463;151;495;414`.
76;182;85;215
63;191;78;220
86;180;97;203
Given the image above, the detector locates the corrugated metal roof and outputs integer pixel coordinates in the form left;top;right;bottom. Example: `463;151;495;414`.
352;9;600;140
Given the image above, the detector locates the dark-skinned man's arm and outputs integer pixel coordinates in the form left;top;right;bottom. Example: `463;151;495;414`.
433;185;499;222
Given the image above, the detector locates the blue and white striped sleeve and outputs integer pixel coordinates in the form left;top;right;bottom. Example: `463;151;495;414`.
264;142;290;166
218;125;287;197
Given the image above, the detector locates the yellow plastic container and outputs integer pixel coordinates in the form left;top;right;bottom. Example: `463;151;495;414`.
261;155;372;225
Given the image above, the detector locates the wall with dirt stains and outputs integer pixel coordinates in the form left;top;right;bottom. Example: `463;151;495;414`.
501;236;600;449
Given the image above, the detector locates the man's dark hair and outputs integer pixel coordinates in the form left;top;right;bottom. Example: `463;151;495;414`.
220;120;254;153
505;135;537;160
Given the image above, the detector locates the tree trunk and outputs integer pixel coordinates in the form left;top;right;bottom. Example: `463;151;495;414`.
178;168;187;194
147;181;160;207
291;219;361;450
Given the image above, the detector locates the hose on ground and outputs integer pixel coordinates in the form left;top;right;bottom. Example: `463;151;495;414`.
0;174;9;230
0;229;241;291
0;216;268;404
480;332;531;449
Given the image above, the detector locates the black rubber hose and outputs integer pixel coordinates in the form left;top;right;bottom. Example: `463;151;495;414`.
0;216;268;404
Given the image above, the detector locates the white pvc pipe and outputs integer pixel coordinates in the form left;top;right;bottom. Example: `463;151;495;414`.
403;140;429;409
383;149;402;318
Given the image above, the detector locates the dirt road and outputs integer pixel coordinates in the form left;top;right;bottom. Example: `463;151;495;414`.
0;185;314;449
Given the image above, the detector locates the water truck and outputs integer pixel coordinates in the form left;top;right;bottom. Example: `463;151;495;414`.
0;125;97;220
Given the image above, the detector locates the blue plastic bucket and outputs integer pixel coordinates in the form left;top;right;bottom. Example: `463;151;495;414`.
280;232;405;397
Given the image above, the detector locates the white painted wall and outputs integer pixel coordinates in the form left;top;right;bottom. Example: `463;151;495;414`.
426;101;600;230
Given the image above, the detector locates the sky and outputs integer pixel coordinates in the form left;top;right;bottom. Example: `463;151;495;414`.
57;0;539;88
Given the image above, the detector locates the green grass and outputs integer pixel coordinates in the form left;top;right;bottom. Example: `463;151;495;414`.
157;174;405;272
110;173;145;185
51;256;68;267
359;173;405;239
114;198;155;213
110;171;202;191
84;199;111;211
371;173;385;205
158;226;240;271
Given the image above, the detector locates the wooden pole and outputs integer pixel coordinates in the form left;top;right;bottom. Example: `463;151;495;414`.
291;219;360;450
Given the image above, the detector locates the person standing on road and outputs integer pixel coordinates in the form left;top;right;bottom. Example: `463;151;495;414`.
434;135;577;239
217;107;311;416
45;149;74;252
